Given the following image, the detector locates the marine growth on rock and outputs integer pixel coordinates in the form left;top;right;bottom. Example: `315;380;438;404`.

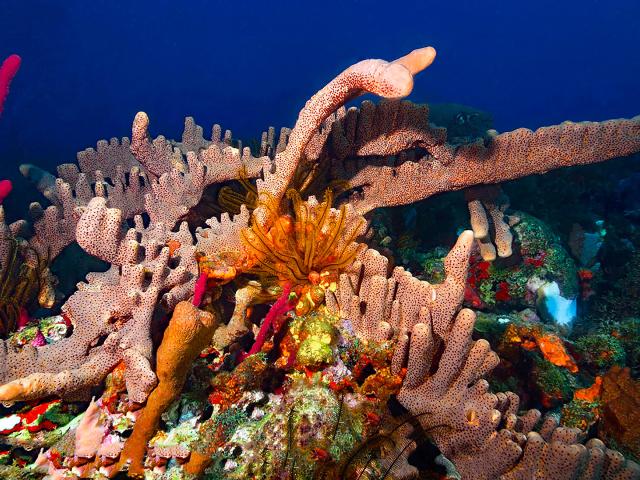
0;46;639;480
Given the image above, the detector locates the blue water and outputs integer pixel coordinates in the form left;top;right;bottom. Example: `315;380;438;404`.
1;0;639;184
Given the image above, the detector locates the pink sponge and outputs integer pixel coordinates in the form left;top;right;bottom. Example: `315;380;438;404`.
0;54;21;117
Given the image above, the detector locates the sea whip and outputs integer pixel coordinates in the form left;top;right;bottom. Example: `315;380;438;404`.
244;282;294;359
0;180;12;204
0;55;21;204
0;54;21;117
192;273;208;307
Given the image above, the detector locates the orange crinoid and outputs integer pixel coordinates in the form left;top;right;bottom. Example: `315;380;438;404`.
241;189;364;288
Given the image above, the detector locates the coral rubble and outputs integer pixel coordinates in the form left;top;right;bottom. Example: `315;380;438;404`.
0;46;639;479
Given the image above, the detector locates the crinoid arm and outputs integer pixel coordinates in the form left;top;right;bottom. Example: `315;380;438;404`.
241;187;367;289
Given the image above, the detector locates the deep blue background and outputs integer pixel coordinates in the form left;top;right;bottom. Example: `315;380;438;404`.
1;0;639;191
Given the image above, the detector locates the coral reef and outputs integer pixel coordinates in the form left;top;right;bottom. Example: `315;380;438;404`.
0;46;639;480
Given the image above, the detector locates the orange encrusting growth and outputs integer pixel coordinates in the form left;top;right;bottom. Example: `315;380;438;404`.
536;332;579;374
241;189;363;288
574;376;603;402
196;252;239;285
503;323;578;373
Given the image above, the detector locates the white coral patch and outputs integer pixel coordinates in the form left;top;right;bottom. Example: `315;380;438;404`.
0;414;20;431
